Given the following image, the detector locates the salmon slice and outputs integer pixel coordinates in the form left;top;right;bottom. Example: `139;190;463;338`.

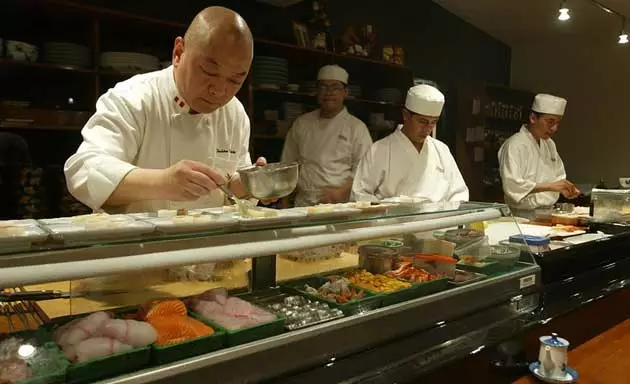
149;316;214;346
144;299;188;321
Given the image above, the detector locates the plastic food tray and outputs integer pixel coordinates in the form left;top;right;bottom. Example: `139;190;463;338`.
340;271;450;307
190;299;285;347
149;312;226;365
44;314;151;384
4;329;69;384
282;276;383;315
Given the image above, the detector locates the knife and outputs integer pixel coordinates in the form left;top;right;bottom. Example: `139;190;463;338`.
0;289;130;302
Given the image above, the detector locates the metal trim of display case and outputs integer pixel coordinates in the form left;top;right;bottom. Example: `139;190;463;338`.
96;264;540;384
0;208;505;287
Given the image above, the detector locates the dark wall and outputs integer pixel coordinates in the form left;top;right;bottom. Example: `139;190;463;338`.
73;0;510;87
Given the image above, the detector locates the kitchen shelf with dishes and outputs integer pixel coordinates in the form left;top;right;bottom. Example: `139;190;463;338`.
0;201;546;383
454;84;535;202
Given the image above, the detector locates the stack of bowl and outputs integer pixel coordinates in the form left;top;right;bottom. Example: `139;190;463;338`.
253;56;288;89
6;40;38;62
100;52;159;73
377;88;403;104
44;42;91;68
347;85;362;99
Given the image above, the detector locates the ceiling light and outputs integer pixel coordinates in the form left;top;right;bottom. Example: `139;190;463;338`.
558;1;570;21
619;17;628;44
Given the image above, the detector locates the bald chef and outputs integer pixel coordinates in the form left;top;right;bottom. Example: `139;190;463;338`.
65;7;266;213
498;93;579;219
352;84;469;202
281;65;372;206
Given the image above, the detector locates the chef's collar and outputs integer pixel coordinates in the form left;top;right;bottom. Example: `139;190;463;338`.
166;66;196;114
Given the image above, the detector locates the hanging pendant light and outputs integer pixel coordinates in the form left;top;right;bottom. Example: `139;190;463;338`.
558;0;571;21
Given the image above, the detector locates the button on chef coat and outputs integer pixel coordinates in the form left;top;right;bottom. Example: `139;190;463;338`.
498;125;566;212
351;126;469;202
281;108;372;206
64;66;252;213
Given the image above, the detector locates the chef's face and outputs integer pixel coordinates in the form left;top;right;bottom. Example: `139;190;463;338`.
316;80;347;112
402;109;439;144
529;112;562;140
172;36;251;113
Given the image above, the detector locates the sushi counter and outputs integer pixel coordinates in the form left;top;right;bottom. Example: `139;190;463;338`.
0;201;628;383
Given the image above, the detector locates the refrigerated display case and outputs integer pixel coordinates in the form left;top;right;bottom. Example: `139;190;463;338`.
0;202;544;383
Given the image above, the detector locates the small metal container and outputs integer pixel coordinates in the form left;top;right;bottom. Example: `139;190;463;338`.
237;162;299;200
358;245;399;274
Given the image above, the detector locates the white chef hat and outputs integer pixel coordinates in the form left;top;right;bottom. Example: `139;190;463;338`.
405;84;445;117
317;65;349;84
532;93;567;116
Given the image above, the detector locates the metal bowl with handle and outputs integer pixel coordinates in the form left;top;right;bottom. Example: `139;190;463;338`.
237;161;299;200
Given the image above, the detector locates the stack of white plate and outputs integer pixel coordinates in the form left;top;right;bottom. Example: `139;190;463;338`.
301;81;318;95
377;88;403;104
283;102;304;121
253;56;288;88
347;85;362;98
100;52;159;73
43;42;91;68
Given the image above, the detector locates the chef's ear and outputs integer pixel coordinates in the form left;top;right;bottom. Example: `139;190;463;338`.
528;111;539;125
173;37;185;66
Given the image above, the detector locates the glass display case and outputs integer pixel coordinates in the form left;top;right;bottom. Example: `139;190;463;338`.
0;202;542;383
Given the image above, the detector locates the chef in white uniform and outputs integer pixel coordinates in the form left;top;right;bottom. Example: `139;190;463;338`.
281;65;372;206
498;93;579;219
352;84;469;202
64;7;266;213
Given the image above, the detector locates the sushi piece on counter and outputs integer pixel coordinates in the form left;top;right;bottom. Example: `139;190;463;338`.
52;311;156;363
190;288;276;330
139;299;215;346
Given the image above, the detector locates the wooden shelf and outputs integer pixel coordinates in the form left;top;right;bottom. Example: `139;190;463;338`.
253;87;403;108
0;59;95;74
0;122;82;131
254;38;412;71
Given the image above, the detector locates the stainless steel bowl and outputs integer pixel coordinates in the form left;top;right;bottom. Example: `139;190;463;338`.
237;162;298;200
358;245;398;274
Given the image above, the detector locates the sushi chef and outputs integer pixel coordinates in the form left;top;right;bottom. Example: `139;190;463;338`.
351;84;469;202
64;7;267;213
498;93;580;219
280;65;372;207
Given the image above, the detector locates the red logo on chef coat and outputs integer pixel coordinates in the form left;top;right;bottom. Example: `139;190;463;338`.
174;96;186;109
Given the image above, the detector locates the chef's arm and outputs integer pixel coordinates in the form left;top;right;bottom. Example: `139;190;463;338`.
106;169;164;205
64;86;146;210
349;151;380;202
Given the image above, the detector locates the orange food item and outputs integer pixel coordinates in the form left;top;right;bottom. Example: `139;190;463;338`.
149;315;214;346
144;299;188;321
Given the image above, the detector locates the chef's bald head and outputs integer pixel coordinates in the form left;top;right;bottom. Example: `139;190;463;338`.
184;7;253;54
173;7;253;114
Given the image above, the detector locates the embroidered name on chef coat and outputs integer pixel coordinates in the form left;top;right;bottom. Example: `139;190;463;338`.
217;149;237;154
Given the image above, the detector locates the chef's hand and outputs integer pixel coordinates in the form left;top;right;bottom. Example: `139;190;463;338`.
549;179;580;199
320;186;349;204
158;160;225;201
562;181;581;200
253;157;280;205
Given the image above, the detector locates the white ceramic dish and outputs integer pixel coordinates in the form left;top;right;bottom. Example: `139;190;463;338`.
528;362;578;383
144;215;238;234
39;213;132;226
237;208;308;228
45;221;155;244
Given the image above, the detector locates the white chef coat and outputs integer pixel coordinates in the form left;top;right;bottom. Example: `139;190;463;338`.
351;126;469;202
64;66;252;213
498;125;566;212
281;107;372;206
